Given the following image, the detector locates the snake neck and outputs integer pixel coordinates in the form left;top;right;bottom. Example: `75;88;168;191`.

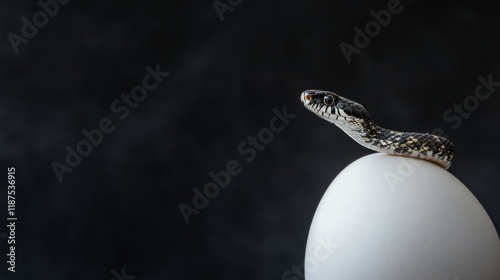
336;118;454;169
370;122;454;169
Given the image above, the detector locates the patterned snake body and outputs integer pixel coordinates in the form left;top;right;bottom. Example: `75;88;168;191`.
301;90;455;169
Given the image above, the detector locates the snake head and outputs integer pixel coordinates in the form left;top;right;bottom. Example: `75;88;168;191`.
300;89;369;123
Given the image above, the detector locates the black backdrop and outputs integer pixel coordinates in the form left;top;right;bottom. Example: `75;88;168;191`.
1;0;499;279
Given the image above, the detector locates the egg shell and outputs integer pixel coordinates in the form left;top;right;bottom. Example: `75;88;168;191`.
305;153;500;280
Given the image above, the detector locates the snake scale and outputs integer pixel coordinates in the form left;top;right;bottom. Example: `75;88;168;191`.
300;90;455;169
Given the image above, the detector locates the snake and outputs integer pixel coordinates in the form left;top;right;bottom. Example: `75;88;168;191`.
300;89;455;169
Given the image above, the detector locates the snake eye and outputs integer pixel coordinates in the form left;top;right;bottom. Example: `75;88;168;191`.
323;94;335;105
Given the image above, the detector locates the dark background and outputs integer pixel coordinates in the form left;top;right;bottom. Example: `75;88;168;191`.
1;0;499;279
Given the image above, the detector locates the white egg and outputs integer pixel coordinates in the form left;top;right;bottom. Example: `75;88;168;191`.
305;153;500;280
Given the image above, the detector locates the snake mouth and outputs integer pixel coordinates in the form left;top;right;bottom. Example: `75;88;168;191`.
305;103;355;124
